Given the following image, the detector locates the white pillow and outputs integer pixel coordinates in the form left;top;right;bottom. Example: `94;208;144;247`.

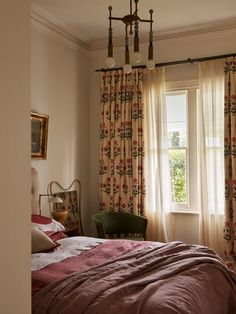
32;227;57;253
32;214;65;232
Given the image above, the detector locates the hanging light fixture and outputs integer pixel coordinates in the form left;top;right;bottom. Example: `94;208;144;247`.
105;0;155;73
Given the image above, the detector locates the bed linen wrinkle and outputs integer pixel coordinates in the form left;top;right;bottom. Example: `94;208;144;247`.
32;239;151;295
32;236;106;271
32;241;236;314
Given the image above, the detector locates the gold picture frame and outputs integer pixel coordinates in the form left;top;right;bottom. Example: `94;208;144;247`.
31;112;49;160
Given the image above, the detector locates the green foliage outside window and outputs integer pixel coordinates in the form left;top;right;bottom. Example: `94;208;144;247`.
169;149;187;203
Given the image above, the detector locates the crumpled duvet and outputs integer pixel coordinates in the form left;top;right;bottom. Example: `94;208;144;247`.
32;241;236;314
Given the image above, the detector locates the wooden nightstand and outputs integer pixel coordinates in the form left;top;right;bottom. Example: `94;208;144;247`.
64;229;79;237
52;210;81;237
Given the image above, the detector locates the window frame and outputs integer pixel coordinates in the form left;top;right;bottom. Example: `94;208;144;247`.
165;80;199;213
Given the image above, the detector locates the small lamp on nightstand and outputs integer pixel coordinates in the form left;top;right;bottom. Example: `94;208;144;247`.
51;208;69;225
39;194;67;223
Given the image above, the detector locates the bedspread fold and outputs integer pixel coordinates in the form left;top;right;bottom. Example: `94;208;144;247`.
32;241;236;314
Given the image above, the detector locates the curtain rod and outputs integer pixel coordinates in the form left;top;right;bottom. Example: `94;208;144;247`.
95;52;236;72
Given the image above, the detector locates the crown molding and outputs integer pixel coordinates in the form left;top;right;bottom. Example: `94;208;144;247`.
31;4;88;51
155;17;236;40
31;4;236;52
88;17;236;50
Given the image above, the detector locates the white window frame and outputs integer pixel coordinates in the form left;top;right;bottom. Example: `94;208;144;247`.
166;80;199;213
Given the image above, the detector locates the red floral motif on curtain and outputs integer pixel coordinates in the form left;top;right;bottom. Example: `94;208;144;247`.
224;57;236;270
99;69;145;215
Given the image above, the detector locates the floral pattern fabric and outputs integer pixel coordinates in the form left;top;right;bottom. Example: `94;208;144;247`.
99;69;145;215
224;57;236;270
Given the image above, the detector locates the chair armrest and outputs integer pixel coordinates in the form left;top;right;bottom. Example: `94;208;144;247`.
92;217;106;238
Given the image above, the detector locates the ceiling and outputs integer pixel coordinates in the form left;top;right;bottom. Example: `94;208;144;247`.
31;0;236;46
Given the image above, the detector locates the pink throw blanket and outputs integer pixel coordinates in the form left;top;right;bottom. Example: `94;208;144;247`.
32;239;149;295
32;240;236;314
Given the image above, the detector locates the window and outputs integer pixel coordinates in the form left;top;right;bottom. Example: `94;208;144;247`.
165;84;198;212
166;91;188;205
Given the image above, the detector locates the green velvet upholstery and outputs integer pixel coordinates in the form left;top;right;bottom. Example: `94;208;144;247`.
92;212;148;241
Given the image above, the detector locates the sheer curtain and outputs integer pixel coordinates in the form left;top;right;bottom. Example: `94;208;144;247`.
198;60;225;256
143;68;171;242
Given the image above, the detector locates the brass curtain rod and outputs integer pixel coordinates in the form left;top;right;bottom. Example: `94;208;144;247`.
95;52;236;72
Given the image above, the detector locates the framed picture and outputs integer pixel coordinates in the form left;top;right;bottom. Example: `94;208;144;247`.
31;112;49;160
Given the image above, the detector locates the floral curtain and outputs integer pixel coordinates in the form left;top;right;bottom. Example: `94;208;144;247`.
99;69;145;215
224;57;236;270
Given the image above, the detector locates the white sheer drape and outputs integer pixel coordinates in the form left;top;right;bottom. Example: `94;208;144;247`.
143;68;171;242
143;62;225;253
198;60;225;256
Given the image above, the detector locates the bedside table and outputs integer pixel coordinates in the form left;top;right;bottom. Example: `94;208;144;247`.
52;211;81;237
64;228;79;237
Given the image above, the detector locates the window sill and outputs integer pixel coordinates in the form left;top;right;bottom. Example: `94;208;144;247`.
169;211;224;216
170;210;199;215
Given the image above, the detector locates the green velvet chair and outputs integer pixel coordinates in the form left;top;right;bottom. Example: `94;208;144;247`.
92;211;148;241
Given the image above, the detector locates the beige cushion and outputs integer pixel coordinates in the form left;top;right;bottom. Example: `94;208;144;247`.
32;227;57;253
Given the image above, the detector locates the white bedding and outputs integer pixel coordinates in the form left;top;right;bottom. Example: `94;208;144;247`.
31;236;106;271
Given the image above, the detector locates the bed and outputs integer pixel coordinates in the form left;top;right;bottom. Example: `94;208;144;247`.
31;168;236;313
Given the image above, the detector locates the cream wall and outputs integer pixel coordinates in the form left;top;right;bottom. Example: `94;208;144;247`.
88;27;236;240
31;27;90;233
0;1;31;313
29;17;236;242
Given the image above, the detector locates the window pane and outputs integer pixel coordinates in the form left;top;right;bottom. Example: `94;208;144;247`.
169;149;187;204
166;93;187;147
166;92;188;205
